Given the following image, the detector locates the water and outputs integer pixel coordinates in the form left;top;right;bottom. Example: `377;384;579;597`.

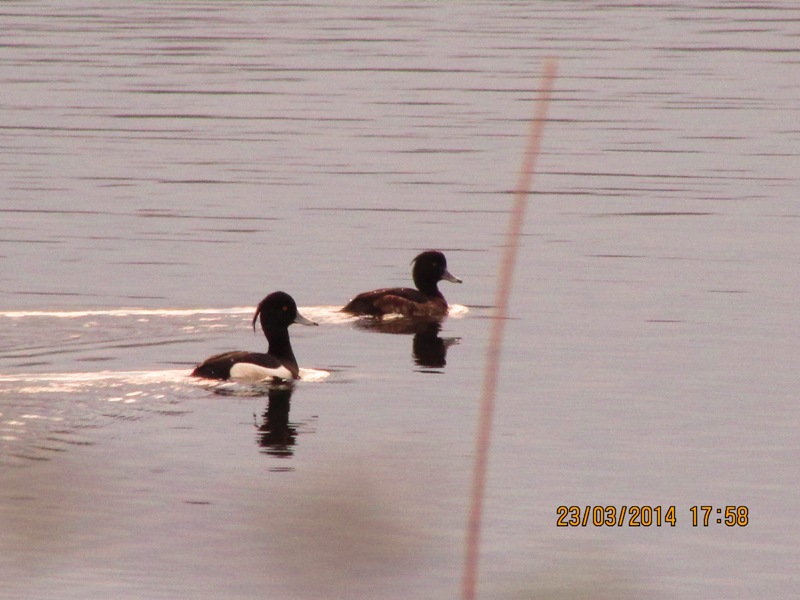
1;2;798;598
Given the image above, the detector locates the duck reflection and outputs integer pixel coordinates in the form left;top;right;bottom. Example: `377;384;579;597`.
255;383;297;458
353;317;460;369
208;380;312;459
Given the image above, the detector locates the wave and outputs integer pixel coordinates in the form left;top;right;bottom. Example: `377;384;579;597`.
1;304;470;321
0;367;330;391
0;307;253;319
0;369;192;394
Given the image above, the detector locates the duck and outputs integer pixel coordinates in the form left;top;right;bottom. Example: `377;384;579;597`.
191;291;316;382
342;250;462;318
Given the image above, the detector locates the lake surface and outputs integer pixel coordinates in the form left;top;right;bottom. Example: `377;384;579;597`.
1;2;798;599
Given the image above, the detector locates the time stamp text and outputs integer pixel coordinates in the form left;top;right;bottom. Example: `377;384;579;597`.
556;505;749;527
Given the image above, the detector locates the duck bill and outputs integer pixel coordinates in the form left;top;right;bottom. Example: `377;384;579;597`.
442;269;462;284
294;312;318;326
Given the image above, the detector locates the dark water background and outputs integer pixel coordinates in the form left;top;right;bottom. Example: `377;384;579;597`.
1;2;798;598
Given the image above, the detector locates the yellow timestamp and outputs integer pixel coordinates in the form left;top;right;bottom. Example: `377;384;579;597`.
557;505;677;527
556;505;750;527
690;505;749;527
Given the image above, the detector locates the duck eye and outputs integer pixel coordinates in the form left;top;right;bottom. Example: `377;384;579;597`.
282;305;288;311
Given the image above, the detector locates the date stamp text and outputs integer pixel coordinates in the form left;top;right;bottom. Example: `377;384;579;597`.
556;505;749;527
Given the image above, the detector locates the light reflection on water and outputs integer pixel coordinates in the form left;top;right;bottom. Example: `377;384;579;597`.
0;307;253;318
0;367;191;466
1;1;798;599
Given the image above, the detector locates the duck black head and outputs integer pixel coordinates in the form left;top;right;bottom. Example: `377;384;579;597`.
252;291;317;337
411;250;462;293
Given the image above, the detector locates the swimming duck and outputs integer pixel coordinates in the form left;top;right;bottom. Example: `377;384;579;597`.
342;250;461;318
191;291;316;382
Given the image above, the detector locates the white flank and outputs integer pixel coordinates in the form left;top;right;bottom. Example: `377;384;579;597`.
229;362;294;383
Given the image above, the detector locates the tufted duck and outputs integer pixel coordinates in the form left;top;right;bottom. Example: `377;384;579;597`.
191;291;316;382
342;250;461;318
